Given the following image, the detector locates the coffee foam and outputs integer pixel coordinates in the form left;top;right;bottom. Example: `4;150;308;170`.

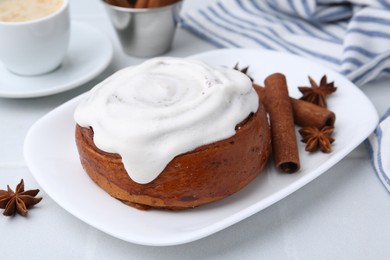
0;0;64;22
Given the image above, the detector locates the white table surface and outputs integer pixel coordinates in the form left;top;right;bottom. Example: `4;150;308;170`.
1;0;390;259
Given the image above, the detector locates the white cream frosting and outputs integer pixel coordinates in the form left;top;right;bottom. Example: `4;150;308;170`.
74;57;258;184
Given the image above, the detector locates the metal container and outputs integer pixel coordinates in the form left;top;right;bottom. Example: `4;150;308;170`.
102;1;182;57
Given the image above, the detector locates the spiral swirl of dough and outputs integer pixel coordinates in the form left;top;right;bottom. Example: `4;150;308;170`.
74;57;258;184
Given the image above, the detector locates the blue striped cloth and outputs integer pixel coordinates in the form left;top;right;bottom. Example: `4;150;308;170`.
366;109;390;193
180;0;390;86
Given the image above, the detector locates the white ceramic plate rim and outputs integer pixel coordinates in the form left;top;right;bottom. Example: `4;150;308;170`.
0;21;113;98
24;49;379;246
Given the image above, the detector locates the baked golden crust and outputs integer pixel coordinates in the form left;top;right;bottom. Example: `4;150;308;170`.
75;97;271;210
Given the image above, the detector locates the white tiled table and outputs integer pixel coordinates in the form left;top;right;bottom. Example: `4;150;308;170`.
1;1;390;259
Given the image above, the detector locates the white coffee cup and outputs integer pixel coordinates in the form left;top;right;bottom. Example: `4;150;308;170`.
0;0;70;76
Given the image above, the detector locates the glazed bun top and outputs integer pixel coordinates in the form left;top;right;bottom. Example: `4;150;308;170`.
74;57;258;184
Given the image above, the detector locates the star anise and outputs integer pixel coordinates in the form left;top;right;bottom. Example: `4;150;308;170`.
298;75;337;108
233;63;254;82
0;179;42;217
299;126;335;153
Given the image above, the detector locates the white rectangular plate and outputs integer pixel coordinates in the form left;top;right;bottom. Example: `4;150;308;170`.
24;49;379;246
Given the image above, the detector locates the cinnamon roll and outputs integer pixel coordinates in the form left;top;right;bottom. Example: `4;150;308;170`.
74;57;271;210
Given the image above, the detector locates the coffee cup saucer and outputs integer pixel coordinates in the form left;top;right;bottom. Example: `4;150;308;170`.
0;21;113;99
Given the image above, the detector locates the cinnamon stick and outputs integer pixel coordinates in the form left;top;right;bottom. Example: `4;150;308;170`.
146;0;178;8
254;84;335;129
105;0;177;8
135;0;149;8
105;0;117;5
264;73;300;173
118;0;132;7
106;0;133;8
290;98;335;128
